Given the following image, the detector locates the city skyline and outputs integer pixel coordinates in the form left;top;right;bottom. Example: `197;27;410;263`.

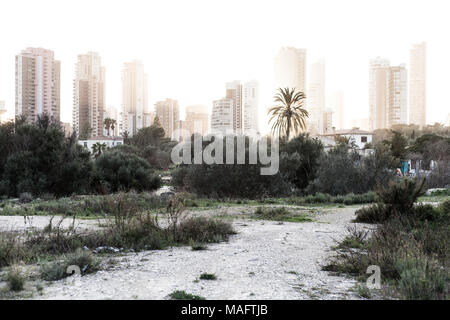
0;0;449;134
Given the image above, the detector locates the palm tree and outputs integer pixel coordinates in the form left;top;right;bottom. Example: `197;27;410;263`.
110;119;117;136
92;142;107;159
104;118;112;136
268;88;309;141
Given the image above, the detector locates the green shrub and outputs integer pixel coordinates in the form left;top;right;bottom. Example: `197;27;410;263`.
199;273;217;280
174;217;235;244
95;150;162;192
355;178;426;223
169;290;205;300
396;257;448;300
6;267;26;291
40;249;100;281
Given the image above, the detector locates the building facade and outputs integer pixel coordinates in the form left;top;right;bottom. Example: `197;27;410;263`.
211;98;233;135
369;58;407;130
409;42;427;128
73;52;106;138
387;65;408;127
121;60;151;136
242;80;259;136
274;47;307;93
184;104;209;137
15;47;60;123
155;99;179;140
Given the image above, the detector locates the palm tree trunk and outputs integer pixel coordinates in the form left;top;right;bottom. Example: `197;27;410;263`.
286;117;291;141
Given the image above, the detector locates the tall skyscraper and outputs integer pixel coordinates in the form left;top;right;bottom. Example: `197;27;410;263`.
212;81;258;136
73;52;106;138
307;60;326;134
242;80;259;136
226;81;243;134
155;99;179;140
184;104;209;136
211;98;233;135
15;48;60;123
369;57;390;130
274;47;307;93
387;65;408;127
409;42;427;128
121;60;151;136
369;57;408;130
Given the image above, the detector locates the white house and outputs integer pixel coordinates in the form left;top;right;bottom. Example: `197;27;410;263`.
78;137;124;154
318;128;374;155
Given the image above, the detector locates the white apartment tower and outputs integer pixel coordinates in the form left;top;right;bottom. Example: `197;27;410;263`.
387;65;408;127
121;60;150;136
369;58;408;130
211;98;233;135
307;60;326;134
73;52;106;138
409;42;427;128
15;48;61;123
154;99;179;140
369;57;390;130
243;80;259;136
274;47;307;93
212;81;259;136
226;81;243;134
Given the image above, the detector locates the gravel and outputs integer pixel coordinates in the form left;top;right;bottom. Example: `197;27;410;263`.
4;206;369;300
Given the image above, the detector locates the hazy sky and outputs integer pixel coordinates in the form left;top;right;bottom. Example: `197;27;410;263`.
1;0;449;133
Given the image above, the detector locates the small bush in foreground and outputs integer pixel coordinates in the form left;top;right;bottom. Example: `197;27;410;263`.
253;207;313;222
6;267;26;291
40;249;100;281
199;273;217;280
169;290;205;300
355;178;426;223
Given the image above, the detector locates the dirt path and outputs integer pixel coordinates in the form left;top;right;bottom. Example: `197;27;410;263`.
25;206;367;300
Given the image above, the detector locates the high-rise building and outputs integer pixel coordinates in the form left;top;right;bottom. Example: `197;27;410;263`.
226;81;243;134
369;57;390;131
121;60;151;136
184;104;209;137
387;65;408;127
211;98;233;135
274;47;307;93
155;99;179;140
409;42;427;128
15;48;60;123
243;80;259;136
328;91;344;130
212;80;259;136
369;58;407;130
73;52;105;138
307;60;326;134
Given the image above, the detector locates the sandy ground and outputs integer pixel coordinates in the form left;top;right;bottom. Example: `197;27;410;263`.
0;206;372;300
